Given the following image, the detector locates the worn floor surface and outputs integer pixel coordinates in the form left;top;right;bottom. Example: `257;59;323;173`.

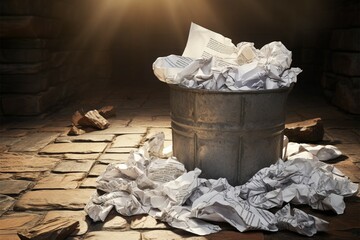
0;83;359;240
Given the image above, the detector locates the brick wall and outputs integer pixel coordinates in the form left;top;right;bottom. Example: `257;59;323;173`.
0;0;112;117
322;0;360;114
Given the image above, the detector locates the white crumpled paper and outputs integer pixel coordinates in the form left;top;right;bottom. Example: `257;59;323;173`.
153;23;302;90
285;142;342;161
85;132;358;237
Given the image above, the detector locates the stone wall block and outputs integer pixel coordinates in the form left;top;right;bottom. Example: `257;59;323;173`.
1;94;42;115
0;72;49;93
321;73;338;90
49;51;71;68
1;85;64;115
0;62;49;74
337;1;360;27
0;39;55;49
0;0;51;16
331;52;360;76
0;49;50;63
333;79;360;114
0;16;61;38
48;67;66;86
331;28;360;51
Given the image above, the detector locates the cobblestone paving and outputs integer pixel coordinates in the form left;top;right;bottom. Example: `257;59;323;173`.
0;85;359;239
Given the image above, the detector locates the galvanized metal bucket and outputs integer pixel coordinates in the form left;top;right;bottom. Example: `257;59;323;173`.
170;84;292;185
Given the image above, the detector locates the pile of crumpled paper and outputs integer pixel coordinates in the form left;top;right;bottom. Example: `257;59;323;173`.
85;133;358;237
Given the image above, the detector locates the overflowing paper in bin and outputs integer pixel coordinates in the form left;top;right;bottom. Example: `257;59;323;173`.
153;23;302;90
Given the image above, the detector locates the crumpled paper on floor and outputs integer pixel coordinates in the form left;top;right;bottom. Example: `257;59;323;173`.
153;23;302;90
285;142;342;161
85;133;358;237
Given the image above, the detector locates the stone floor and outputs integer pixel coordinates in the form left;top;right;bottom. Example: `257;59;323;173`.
0;83;359;240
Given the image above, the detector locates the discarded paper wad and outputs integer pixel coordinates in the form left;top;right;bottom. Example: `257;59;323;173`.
170;84;292;185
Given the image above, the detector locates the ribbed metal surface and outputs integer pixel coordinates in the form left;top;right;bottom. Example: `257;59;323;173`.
170;85;291;185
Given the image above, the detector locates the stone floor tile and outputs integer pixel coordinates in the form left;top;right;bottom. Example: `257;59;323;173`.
334;159;360;183
142;230;264;240
43;120;72;127
109;119;131;126
97;126;147;135
336;144;360;163
0;212;42;236
97;160;125;165
98;153;129;163
0;145;8;153
0;173;13;180
43;210;88;236
0;233;20;239
147;128;172;140
130;215;168;229
147;90;169;99
285;112;303;124
64;153;100;160
0;129;29;137
80;177;98;188
0;172;42;181
0;195;15;216
323;119;360;129
141;230;192;240
326;201;360;231
55;134;115;143
124;108;169;118
89;164;108;177
63;235;83;240
8;121;47;129
297;107;348;120
14;189;95;210
115;99;146;109
17;217;80;240
12;172;42;181
9;132;60;152
265;230;305;240
52;160;95;173
39;126;70;133
0;154;59;172
0;180;32;195
111;134;143;148
326;129;360;144
83;231;141;240
130;116;171;127
354;128;360;136
0;136;22;147
152;115;171;121
34;173;86;189
141;98;170;109
321;132;334;143
39;143;108;154
106;147;137;153
103;215;128;229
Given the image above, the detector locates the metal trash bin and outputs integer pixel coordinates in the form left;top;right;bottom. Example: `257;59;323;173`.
170;84;292;185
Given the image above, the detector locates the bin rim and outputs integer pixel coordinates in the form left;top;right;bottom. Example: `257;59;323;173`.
168;83;294;94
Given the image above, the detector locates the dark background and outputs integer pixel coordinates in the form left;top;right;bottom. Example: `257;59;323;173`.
1;0;359;116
